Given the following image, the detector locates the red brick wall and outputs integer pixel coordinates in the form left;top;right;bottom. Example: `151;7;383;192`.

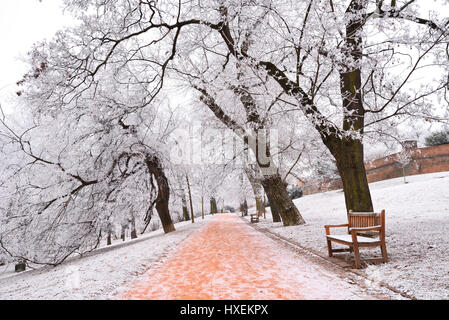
302;178;343;195
302;144;449;195
365;144;449;183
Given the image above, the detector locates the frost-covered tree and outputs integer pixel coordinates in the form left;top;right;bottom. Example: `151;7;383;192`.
0;61;179;264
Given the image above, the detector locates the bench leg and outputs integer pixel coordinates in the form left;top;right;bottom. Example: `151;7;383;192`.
327;240;333;257
352;244;361;269
381;244;388;263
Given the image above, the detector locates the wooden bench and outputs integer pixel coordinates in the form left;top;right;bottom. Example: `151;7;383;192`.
250;213;259;223
324;210;388;269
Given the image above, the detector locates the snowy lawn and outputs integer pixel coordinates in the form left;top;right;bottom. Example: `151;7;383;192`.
251;171;449;300
0;216;212;299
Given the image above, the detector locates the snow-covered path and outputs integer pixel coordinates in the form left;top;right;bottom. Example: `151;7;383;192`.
123;214;385;300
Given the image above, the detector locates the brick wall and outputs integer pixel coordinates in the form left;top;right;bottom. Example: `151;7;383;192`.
365;144;449;183
302;178;343;195
301;144;449;195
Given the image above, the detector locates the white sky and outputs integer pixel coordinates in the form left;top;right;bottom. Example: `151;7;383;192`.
0;0;75;103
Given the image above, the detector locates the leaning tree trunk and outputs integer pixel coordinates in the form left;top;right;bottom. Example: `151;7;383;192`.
261;174;305;226
242;155;281;222
250;132;304;226
145;155;175;233
263;187;281;222
331;137;373;213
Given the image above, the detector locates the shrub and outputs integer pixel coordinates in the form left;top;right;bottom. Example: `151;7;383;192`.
425;130;449;146
287;185;303;200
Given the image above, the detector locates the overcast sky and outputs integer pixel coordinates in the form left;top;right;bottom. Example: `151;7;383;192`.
0;0;75;104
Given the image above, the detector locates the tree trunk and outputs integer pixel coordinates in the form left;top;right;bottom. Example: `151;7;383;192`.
243;167;264;217
201;195;204;219
262;193;266;219
181;190;190;221
262;185;281;222
130;214;137;239
106;223;112;245
402;166;407;184
145;155;175;234
261;174;305;226
331;138;373;212
248;132;304;225
106;231;112;245
210;197;217;214
328;1;373;213
240;198;248;216
155;195;175;233
255;197;263;216
120;225;126;241
239;172;247;216
186;175;195;223
182;205;189;221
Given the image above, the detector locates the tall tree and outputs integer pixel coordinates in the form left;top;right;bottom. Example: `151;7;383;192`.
0;63;178;264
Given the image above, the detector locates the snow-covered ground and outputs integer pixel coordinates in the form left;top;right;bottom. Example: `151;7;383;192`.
1;171;448;300
251;171;449;300
0;216;212;299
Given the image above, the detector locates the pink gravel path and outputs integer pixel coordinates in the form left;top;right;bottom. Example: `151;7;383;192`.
123;214;378;300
